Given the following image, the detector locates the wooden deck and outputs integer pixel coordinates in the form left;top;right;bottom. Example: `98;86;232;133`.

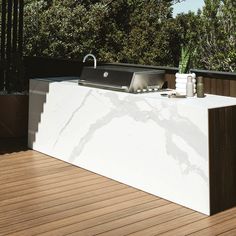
1;144;236;235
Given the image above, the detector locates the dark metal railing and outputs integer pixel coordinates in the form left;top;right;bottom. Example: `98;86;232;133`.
0;0;24;92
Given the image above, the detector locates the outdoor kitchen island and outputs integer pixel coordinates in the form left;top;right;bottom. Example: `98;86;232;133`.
28;77;236;216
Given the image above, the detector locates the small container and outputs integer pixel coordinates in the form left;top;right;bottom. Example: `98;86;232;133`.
197;76;204;98
186;76;194;97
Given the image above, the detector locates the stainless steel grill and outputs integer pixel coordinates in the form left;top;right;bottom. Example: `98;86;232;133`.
79;65;165;93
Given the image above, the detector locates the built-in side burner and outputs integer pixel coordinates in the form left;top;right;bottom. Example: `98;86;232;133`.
79;65;165;93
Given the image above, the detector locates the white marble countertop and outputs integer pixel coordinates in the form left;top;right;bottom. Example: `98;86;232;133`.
32;77;236;110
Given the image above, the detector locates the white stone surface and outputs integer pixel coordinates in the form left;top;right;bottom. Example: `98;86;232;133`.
28;78;236;215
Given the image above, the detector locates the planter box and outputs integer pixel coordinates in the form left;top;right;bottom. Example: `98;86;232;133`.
0;95;28;138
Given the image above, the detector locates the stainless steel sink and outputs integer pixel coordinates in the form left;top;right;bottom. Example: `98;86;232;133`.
79;65;165;93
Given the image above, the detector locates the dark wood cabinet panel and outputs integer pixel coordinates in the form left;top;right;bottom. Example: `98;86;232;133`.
209;106;236;214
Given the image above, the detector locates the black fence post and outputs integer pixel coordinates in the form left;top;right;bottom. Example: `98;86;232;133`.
0;0;7;92
18;0;23;57
6;0;13;92
12;0;19;53
0;0;24;93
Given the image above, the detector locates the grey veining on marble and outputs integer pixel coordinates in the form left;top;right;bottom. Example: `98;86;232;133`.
67;90;208;183
53;90;92;148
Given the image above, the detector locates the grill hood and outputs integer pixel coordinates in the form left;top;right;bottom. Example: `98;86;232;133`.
79;65;165;93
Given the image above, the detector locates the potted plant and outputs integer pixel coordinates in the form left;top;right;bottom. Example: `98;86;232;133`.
0;54;28;138
175;46;196;95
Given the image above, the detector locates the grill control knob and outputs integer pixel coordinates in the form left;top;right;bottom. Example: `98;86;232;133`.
103;72;109;78
148;88;153;92
142;89;147;92
137;89;141;93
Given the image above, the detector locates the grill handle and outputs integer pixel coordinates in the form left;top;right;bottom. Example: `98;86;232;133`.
78;80;129;92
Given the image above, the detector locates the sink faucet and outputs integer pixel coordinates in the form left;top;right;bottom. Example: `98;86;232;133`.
83;54;97;69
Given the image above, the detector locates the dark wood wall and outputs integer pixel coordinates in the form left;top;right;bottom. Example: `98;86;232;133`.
204;78;236;97
165;74;236;97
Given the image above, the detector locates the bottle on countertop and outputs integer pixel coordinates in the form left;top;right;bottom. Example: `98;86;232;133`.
186;75;194;97
197;76;204;98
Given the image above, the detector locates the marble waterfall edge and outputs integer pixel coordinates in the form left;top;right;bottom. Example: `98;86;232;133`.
28;78;236;215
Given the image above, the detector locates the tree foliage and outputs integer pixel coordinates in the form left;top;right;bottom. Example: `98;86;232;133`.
23;0;236;72
24;0;109;59
194;0;236;72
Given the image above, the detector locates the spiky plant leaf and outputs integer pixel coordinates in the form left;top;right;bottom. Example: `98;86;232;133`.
179;46;191;73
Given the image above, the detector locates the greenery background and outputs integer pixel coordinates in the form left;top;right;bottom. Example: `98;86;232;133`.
23;0;236;72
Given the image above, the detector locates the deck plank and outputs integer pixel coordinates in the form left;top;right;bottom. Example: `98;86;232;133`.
37;200;169;236
219;228;236;236
66;203;183;236
158;207;236;236
125;212;206;236
189;216;236;236
0;148;236;236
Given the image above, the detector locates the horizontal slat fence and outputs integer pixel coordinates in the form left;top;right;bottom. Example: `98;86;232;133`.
165;74;236;97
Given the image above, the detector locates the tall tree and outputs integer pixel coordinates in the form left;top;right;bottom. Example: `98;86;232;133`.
24;0;109;59
23;0;235;72
174;11;201;68
194;0;236;72
23;0;176;65
120;0;174;66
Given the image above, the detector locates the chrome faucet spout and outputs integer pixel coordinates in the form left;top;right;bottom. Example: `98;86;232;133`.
83;54;97;69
